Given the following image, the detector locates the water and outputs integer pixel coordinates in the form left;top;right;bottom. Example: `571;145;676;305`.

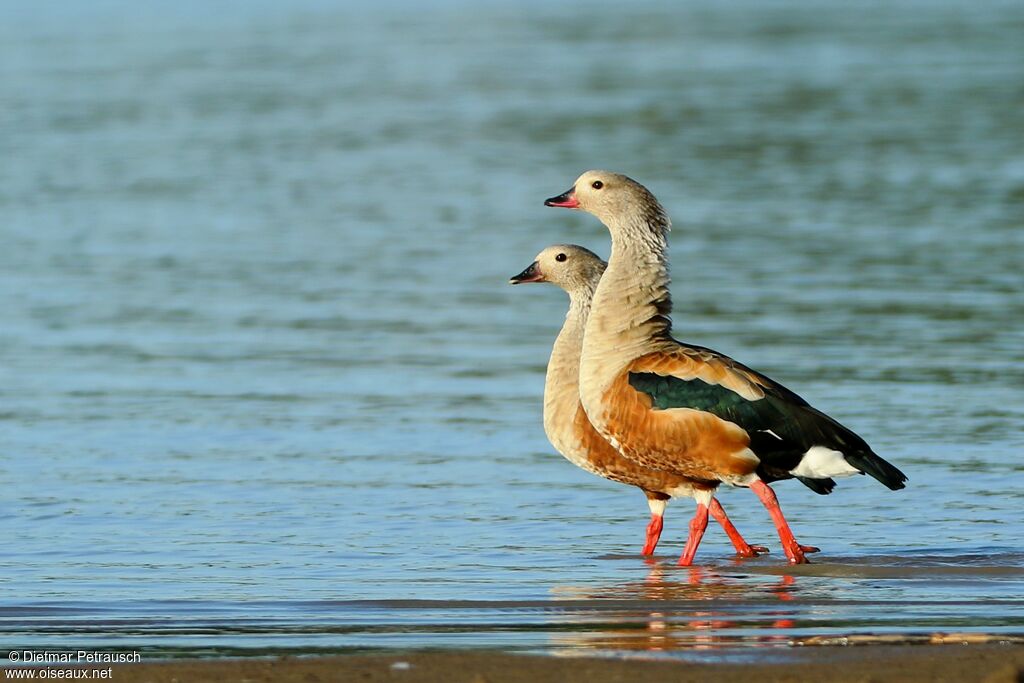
1;0;1022;660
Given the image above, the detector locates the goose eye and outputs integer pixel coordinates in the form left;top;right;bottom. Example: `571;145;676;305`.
591;180;603;189
555;253;567;262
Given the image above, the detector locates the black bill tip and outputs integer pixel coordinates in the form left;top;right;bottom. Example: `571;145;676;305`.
509;261;544;284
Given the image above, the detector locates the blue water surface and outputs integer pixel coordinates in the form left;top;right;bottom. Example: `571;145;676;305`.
1;0;1022;659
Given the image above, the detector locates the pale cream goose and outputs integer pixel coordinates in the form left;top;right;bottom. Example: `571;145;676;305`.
544;172;906;564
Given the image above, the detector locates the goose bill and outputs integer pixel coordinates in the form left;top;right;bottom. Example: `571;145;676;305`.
544;188;579;208
509;261;545;284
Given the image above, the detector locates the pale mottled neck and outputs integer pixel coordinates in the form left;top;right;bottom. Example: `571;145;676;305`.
587;216;673;352
547;290;594;383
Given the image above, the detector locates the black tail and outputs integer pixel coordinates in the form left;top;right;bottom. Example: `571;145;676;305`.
844;451;908;491
796;476;836;495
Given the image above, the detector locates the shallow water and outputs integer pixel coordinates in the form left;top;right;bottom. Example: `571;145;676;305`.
1;0;1023;660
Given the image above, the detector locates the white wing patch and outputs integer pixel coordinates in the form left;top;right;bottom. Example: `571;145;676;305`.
790;446;860;479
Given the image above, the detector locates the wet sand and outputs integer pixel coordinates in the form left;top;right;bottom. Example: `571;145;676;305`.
37;645;1019;683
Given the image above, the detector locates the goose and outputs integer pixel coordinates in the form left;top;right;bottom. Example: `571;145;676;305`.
510;244;767;561
544;171;907;564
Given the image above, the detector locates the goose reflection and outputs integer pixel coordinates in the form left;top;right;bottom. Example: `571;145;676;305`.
548;561;801;652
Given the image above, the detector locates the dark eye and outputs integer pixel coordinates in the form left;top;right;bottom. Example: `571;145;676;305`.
555;253;567;262
591;180;603;189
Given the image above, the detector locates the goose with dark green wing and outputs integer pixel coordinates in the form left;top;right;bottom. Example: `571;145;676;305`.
627;356;907;492
545;170;908;565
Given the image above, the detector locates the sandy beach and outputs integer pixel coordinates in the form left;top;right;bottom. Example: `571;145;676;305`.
11;646;1018;683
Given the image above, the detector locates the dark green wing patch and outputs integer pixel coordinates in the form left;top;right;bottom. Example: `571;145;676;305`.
627;372;751;415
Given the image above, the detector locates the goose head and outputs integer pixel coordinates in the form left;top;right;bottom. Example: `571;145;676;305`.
509;244;606;297
545;170;670;235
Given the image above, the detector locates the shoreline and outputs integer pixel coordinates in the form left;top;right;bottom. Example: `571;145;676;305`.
9;645;1021;683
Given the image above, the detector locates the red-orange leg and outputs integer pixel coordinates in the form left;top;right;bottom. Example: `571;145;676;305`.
749;480;818;564
641;514;664;556
708;498;770;557
677;503;709;566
